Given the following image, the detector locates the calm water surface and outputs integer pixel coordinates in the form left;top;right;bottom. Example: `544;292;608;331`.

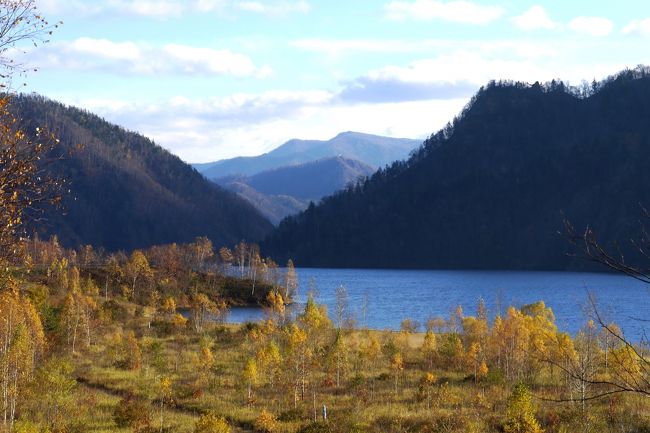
227;268;650;340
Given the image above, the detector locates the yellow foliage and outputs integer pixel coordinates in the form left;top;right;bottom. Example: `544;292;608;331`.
173;313;188;329
503;383;543;433
194;412;231;433
254;409;278;433
478;360;489;381
243;358;258;385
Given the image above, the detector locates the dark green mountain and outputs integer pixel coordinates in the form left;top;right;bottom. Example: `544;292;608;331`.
13;94;273;251
195;131;420;179
217;156;375;224
263;67;650;270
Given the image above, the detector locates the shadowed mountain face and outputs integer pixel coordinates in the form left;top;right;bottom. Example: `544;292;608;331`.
12;94;273;251
217;156;375;224
195;131;421;179
263;68;650;270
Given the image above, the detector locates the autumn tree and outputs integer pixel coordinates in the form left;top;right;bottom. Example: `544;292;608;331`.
266;258;280;292
327;330;349;388
0;276;45;429
125;250;152;300
104;254;122;299
79;244;95;267
265;291;285;325
565;217;650;396
390;352;404;394
234;241;247;277
421;329;437;369
334;285;349;330
358;332;381;371
503;383;543;433
256;341;282;388
219;246;233;275
571;320;600;412
26;357;76;432
189;236;214;271
192;335;214;390
123;331;142;370
157;376;172;432
249;244;262;295
283;323;307;408
284;259;297;301
242;358;258;403
0;0;62;265
418;372;436;410
189;292;224;333
60;275;97;353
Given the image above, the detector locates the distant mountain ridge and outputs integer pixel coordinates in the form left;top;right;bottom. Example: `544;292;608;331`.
195;131;420;179
217;156;374;224
263;67;650;270
13;94;272;251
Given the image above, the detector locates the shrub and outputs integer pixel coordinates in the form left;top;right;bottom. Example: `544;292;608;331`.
278;408;304;422
297;421;333;433
194;412;231;433
102;299;130;322
113;393;151;429
350;373;366;388
376;372;390;381
151;319;175;337
255;409;278;433
503;383;543;433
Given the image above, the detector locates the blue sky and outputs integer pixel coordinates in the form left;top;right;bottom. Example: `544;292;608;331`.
16;0;650;162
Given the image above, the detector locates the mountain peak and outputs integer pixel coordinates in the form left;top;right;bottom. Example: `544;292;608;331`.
196;132;420;179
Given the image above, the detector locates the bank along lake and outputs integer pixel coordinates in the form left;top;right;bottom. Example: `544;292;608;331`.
225;268;650;341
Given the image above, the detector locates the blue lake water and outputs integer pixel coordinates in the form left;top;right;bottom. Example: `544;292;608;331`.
226;268;650;341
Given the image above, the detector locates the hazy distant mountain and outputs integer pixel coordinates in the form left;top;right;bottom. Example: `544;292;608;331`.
218;156;375;224
195;132;420;179
12;94;273;251
264;67;650;270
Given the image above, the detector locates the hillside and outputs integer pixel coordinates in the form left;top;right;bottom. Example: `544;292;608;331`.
196;131;420;178
234;156;374;199
217;156;374;224
12;94;273;251
222;181;308;226
263;67;650;270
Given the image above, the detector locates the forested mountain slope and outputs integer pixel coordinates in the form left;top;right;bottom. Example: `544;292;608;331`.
264;68;650;270
13;94;272;251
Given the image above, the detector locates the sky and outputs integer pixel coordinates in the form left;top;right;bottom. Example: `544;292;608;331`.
13;0;650;163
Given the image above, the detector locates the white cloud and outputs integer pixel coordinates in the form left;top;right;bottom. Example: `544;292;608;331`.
163;44;272;77
57;45;625;163
291;38;559;60
568;16;614;37
337;45;627;106
236;0;310;15
513;5;555;31
71;38;140;61
65;93;458;163
38;0;310;18
26;38;272;78
622;18;650;36
121;0;185;17
384;0;505;25
358;52;549;88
